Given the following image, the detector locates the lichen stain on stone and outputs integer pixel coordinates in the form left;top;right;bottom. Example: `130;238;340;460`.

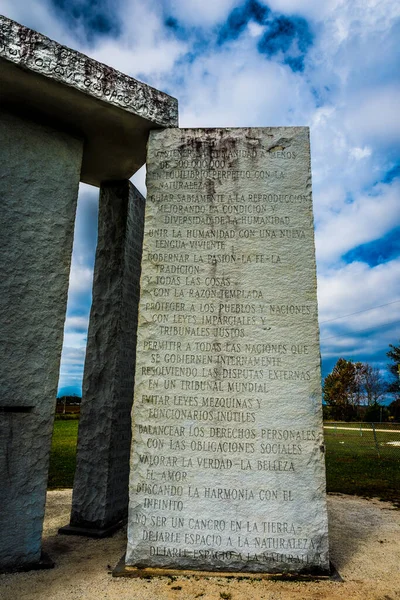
267;138;292;152
268;145;284;152
99;64;119;92
218;136;237;155
179;136;205;154
245;134;262;148
180;133;239;157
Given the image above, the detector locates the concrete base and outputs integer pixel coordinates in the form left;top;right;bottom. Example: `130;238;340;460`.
58;519;126;539
0;552;54;574
112;555;340;581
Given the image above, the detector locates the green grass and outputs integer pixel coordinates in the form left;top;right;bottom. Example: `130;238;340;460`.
48;420;400;506
48;419;79;489
324;427;400;506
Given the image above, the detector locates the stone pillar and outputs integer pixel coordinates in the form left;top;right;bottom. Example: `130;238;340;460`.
121;127;330;576
0;14;177;570
59;181;145;537
0;111;83;571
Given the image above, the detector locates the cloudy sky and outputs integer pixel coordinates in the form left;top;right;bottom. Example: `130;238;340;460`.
2;0;399;396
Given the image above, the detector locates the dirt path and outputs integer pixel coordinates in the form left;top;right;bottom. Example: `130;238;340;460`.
0;491;399;600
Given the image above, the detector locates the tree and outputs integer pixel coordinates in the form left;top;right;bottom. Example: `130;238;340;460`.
323;358;387;420
387;341;400;400
361;364;385;406
56;394;81;414
364;403;389;422
323;358;365;420
388;398;400;421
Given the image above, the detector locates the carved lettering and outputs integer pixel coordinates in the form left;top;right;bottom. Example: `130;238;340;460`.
126;128;329;574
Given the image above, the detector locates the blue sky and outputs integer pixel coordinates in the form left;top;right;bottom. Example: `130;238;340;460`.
1;0;399;396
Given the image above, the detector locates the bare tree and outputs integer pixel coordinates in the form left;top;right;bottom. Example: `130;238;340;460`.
361;363;385;406
387;341;400;400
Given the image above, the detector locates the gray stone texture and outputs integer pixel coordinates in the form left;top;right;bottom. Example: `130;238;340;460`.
0;15;178;186
125;127;329;574
0;111;82;570
68;181;145;532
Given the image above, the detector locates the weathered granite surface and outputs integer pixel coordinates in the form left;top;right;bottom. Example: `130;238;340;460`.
0;111;82;570
0;15;178;185
66;181;145;534
125;127;329;574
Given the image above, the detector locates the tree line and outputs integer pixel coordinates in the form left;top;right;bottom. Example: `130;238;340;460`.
323;341;400;422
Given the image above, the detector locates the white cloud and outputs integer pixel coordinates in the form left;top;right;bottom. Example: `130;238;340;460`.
67;264;94;295
345;85;400;146
315;180;400;263
318;259;400;332
2;0;399;387
319;260;400;315
0;0;77;45
58;340;87;391
89;28;186;78
178;41;314;128
116;2;185;70
64;315;90;333
350;146;372;160
248;22;264;37
318;259;400;362
60;340;86;363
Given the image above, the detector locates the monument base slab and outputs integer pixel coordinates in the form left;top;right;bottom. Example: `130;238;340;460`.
58;519;126;539
113;556;339;581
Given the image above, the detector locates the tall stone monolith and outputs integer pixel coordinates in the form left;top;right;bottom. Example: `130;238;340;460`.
0;15;177;571
0;110;83;571
123;127;329;575
60;181;145;537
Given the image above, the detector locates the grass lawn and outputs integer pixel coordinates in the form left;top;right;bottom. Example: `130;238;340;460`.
48;418;79;489
48;419;400;506
324;426;400;506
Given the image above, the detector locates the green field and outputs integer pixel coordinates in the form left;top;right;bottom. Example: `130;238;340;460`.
48;420;400;506
324;425;400;506
48;419;79;489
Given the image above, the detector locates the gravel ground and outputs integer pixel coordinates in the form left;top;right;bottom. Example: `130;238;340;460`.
0;491;399;600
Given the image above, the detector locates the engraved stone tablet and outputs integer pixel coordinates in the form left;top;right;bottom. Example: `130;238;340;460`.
126;127;329;574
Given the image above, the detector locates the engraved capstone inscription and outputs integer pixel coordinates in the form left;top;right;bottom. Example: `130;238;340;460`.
0;15;178;127
126;127;329;574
